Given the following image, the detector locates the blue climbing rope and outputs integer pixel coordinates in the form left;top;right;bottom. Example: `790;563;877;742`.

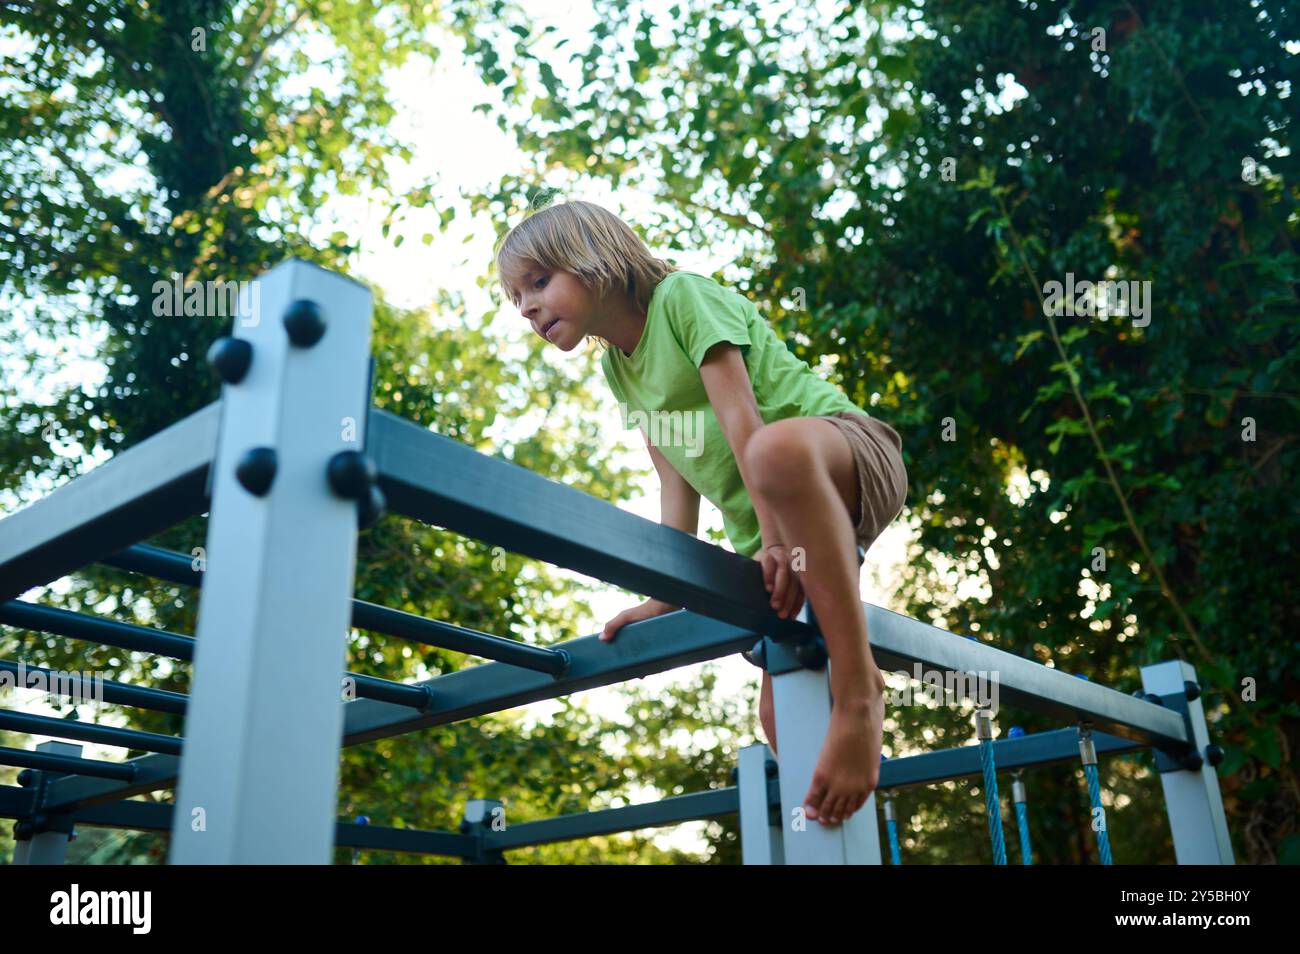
1013;799;1034;865
1007;727;1034;865
882;796;902;864
1073;676;1114;866
880;756;902;865
975;709;1008;865
1082;759;1114;865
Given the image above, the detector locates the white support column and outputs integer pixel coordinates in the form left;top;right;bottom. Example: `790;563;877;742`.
1141;659;1235;864
737;743;783;864
767;602;882;865
170;259;373;864
13;741;82;864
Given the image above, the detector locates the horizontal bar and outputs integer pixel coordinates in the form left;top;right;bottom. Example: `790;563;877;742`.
859;606;1191;750
1;600;195;661
0;659;188;714
486;787;739;851
351;600;569;676
0;745;138;782
1;607;432;711
878;728;1144;791
35;609;752;810
100;543;202;587
332;820;476;856
36;754;180;812
105;544;569;675
10;793;479;858
342;607;760;746
367;408;1191;749
348;673;433;710
0;784;32;817
0;709;183;756
0;402;218;603
369;408;811;642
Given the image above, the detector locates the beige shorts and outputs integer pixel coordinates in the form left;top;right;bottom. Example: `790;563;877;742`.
815;411;908;554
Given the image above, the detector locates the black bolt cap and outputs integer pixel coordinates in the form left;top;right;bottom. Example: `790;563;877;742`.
205;336;253;384
1182;751;1204;771
1205;744;1224;767
235;447;277;496
1184;680;1201;701
283;299;326;347
1145;692;1164;706
13;820;33;840
16;769;34;787
358;484;387;530
327;450;377;499
794;636;828;670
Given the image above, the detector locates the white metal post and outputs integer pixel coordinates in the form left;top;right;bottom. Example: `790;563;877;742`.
767;601;882;864
738;742;783;864
170;259;373;864
13;741;82;864
1141;659;1235;864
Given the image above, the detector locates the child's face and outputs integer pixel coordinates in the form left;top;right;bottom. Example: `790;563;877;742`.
514;264;597;352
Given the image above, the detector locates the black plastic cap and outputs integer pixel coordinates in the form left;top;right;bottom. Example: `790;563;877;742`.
358;484;387;530
794;636;828;670
327;450;377;500
206;336;253;384
1205;744;1224;767
16;769;34;787
1184;680;1201;701
283;299;326;347
235;447;277;496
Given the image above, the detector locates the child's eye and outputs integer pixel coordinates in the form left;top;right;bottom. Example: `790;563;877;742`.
534;275;548;289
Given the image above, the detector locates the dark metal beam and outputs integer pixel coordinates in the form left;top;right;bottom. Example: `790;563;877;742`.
0;709;183;756
103;545;569;675
0;745;138;782
485;787;739;851
368;408;809;641
0;659;187;714
0;403;219;603
0;608;433;711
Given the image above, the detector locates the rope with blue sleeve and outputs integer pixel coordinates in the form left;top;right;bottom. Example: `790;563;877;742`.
975;708;1008;865
1007;726;1033;865
1078;722;1114;865
880;754;902;865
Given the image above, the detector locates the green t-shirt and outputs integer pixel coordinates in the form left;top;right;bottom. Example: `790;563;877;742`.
600;270;866;558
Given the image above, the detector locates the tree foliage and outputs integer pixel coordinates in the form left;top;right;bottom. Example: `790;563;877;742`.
451;0;1298;863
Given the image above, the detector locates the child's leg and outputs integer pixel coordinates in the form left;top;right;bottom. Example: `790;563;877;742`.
759;668;777;757
744;416;888;825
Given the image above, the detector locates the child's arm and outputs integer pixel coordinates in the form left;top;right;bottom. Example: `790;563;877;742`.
645;430;700;536
599;432;700;642
697;342;784;549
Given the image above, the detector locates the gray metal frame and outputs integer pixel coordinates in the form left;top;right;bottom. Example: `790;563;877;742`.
0;259;1233;865
169;259;374;863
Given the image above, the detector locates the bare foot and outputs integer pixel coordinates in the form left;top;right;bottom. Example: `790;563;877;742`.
802;691;885;826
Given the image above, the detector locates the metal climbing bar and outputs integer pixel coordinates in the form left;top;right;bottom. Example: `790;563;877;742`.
0;745;137;781
102;544;570;676
0;404;218;604
1;600;197;660
0;603;432;710
0;659;187;714
0;709;183;756
349;601;569;676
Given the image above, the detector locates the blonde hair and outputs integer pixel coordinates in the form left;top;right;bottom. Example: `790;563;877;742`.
493;198;677;353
